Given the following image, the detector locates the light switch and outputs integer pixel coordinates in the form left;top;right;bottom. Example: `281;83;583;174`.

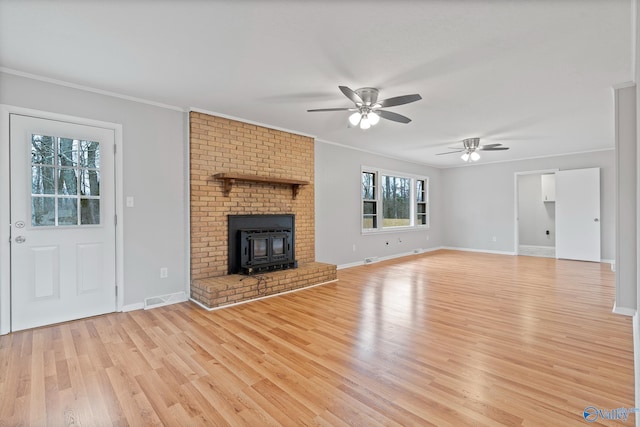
126;196;134;208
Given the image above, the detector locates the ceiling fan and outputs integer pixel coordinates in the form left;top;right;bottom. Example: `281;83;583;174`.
437;137;509;162
307;86;422;129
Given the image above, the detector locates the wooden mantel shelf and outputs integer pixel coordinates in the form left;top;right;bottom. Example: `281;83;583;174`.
214;173;310;199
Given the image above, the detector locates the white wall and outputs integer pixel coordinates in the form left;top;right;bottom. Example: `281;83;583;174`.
441;150;615;260
517;173;555;247
315;141;442;267
615;84;637;314
0;72;187;307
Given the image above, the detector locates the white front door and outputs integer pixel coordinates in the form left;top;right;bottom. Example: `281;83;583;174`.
555;168;601;262
10;114;116;331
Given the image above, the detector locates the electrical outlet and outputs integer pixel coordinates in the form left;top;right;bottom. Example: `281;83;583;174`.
492;236;497;242
160;267;168;279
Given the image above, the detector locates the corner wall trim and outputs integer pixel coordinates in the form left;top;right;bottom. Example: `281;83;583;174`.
612;303;637;316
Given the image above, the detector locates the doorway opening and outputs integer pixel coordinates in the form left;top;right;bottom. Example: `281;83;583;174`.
515;170;557;258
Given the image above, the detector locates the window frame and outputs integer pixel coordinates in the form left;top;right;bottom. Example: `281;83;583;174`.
361;166;429;233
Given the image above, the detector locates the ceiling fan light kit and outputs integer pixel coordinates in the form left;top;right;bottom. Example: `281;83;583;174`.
437;137;510;163
461;137;481;162
308;85;421;130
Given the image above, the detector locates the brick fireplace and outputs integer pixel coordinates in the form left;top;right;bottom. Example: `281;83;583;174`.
189;111;336;309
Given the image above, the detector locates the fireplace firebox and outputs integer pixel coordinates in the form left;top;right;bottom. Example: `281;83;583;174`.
228;215;297;275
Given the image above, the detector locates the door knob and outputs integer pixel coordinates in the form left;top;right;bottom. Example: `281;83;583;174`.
14;236;26;244
594;218;599;222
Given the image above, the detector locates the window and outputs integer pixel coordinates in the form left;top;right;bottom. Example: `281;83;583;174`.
416;179;428;225
362;168;428;231
31;134;101;227
362;171;377;229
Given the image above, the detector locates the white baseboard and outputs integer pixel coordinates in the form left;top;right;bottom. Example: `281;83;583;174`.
337;261;365;270
121;290;188;312
612;302;636;316
518;245;555;258
337;246;443;270
144;291;187;310
122;302;144;312
601;259;615;270
441;246;517;256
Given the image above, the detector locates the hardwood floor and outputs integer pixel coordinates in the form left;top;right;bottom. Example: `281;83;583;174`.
0;250;634;426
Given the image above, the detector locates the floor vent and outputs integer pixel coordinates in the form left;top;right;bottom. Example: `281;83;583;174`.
144;291;186;309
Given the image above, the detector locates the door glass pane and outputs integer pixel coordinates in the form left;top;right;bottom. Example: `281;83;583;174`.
80;170;100;196
32;165;55;194
57;198;78;225
58;168;78;196
80;199;100;225
58;138;78;167
78;140;100;168
32;197;55;226
31;135;55;165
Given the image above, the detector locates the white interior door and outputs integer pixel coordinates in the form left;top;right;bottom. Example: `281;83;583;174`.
555;168;601;262
10;114;116;331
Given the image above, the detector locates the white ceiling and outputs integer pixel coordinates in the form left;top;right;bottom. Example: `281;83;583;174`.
0;0;634;167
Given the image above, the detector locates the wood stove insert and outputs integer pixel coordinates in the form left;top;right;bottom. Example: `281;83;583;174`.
228;214;297;275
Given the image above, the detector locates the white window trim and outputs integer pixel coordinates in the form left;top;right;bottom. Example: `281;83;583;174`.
361;166;429;234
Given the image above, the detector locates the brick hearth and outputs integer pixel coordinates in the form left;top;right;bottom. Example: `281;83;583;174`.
191;262;336;309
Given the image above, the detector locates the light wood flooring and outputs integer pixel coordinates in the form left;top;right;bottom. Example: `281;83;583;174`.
0;250;634;426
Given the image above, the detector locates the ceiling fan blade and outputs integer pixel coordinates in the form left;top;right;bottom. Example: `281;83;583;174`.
307;107;357;112
378;94;422;108
479;143;502;149
377;110;412;124
481;147;510;151
339;86;363;105
436;150;465;155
